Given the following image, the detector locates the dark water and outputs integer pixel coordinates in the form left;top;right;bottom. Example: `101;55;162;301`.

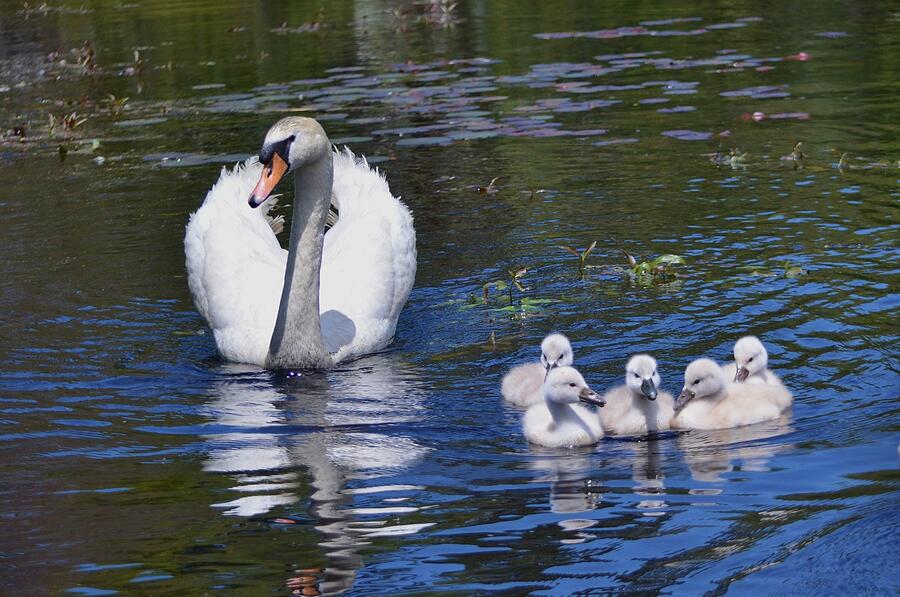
1;0;898;594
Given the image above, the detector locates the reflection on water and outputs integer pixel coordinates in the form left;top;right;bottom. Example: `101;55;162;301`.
202;357;429;592
678;418;795;483
0;0;898;594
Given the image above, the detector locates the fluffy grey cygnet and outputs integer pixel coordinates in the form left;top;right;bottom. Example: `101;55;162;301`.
599;354;675;435
522;366;605;447
672;358;791;430
720;336;792;411
501;333;573;408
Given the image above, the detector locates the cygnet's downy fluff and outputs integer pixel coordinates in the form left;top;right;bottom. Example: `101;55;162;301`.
672;358;791;430
720;336;792;411
522;366;605;447
501;333;573;408
600;354;675;435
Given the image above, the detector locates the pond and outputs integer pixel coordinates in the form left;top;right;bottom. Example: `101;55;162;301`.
1;0;898;594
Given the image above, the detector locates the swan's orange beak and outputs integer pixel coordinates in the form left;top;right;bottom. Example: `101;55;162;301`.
249;153;288;208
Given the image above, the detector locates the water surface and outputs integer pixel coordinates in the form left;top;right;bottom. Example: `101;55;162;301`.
1;0;898;594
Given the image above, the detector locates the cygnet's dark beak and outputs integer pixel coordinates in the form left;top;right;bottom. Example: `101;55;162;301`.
579;387;606;408
674;389;694;412
641;378;658;401
543;360;558;381
735;366;750;382
249;153;288;208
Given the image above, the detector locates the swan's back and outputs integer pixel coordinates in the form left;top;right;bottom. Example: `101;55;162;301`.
501;362;545;407
185;160;286;365
676;384;786;430
320;148;417;359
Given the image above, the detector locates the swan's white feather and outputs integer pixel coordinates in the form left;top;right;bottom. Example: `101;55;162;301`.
185;149;416;366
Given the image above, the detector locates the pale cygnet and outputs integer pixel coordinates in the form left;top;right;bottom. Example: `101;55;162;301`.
522;366;605;447
720;336;792;410
671;358;790;430
599;354;675;435
501;333;574;408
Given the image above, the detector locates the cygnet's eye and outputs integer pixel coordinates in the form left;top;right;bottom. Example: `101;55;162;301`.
559;353;565;360
692;378;701;385
748;357;754;362
568;382;577;388
633;373;640;378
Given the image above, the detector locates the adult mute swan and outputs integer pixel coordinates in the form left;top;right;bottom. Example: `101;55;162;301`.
671;358;790;430
599;354;674;435
501;333;573;407
185;117;416;369
522;366;605;448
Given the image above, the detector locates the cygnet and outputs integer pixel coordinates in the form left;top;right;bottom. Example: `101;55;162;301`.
599;354;675;435
671;358;791;430
501;333;573;407
522;366;605;447
720;336;792;410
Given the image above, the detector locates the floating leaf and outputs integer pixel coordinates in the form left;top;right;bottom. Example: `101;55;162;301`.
649;254;686;269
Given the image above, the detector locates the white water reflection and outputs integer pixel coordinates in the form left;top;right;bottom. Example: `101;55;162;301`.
628;438;668;514
677;417;795;484
200;355;430;593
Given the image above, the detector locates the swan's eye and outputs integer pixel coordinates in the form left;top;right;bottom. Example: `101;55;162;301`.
559;353;564;360
633;373;640;378
568;382;577;388
748;357;754;362
693;378;701;385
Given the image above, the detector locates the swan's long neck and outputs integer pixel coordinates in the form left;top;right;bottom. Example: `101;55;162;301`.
267;151;334;369
546;399;581;424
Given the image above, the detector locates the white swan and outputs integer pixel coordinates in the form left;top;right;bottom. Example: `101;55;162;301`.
185;117;416;368
720;336;792;410
599;354;675;435
522;366;605;447
672;358;790;430
501;333;573;407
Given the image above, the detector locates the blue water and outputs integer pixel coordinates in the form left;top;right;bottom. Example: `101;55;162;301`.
0;0;898;594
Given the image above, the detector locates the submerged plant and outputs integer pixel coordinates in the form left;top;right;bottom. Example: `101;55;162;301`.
560;241;597;279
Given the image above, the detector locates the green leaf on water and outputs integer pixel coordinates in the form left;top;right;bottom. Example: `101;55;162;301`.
783;261;807;278
649;254;686;269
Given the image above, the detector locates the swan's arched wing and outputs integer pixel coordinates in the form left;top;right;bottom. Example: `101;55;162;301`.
185;160;286;364
319;149;416;359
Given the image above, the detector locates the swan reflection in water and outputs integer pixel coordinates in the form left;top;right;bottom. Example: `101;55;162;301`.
677;416;795;484
200;354;430;594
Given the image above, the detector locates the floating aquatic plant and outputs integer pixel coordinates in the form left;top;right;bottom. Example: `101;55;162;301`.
560;241;597;279
711;145;748;169
476;176;500;194
783;261;807;278
623;249;686;282
106;94;129;118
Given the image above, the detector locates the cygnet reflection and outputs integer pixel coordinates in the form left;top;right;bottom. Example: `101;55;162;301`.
628;439;668;514
677;417;795;483
529;451;597;514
